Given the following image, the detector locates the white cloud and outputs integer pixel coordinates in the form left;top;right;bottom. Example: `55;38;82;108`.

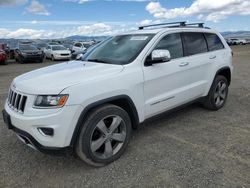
64;0;151;3
76;23;113;35
146;0;250;22
0;23;136;39
26;0;50;16
0;0;27;7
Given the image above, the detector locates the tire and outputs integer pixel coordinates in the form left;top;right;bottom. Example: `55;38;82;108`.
76;104;132;166
51;55;55;61
203;75;229;110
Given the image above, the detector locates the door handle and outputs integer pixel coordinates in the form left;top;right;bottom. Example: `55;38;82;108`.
179;62;189;67
209;55;217;59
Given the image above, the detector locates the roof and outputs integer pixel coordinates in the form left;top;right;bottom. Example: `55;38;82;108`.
122;27;213;35
121;21;214;35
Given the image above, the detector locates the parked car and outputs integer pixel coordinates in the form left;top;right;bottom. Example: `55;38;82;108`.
71;49;87;60
62;43;73;51
0;50;7;65
35;43;48;51
2;22;233;166
44;45;71;61
14;44;44;64
72;42;87;52
0;43;9;65
227;38;247;45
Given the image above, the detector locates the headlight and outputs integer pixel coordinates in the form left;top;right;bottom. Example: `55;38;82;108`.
34;95;68;108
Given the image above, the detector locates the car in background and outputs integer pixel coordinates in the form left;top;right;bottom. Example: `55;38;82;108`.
14;44;44;64
0;43;9;65
71;49;87;60
63;43;73;51
72;42;87;52
44;45;71;61
227;38;247;45
0;50;7;65
35;43;48;51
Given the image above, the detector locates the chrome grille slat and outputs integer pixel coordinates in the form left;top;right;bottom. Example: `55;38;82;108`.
7;89;27;113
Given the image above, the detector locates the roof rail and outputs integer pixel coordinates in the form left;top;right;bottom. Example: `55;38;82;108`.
138;21;208;30
185;23;204;28
138;21;186;30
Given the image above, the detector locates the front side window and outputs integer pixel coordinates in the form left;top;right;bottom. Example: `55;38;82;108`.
86;34;154;65
182;32;208;56
205;33;224;51
154;33;183;59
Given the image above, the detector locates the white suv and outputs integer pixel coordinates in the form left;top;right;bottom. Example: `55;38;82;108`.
2;22;233;166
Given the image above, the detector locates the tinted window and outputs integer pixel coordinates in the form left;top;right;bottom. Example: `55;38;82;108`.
154;33;183;59
182;33;207;56
205;33;224;51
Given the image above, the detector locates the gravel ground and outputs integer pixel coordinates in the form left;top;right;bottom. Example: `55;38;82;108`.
0;46;250;188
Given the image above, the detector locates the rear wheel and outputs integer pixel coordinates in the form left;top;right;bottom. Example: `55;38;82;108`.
203;75;229;110
76;104;132;166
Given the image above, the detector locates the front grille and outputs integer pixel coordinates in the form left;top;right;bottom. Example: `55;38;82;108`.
7;89;27;113
60;54;69;56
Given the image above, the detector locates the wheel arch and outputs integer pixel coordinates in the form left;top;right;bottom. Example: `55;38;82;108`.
215;66;231;85
70;95;139;147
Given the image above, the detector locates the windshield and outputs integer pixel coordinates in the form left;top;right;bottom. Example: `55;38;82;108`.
52;45;66;51
20;45;38;51
86;34;154;65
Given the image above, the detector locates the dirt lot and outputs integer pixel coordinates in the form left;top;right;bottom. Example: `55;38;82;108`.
0;46;250;188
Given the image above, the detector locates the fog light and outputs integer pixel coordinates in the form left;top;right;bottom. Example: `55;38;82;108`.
38;127;54;136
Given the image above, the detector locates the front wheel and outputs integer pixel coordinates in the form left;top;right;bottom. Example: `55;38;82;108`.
75;104;132;166
203;75;229;110
51;55;55;61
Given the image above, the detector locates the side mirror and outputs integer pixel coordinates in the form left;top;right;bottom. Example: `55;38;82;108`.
152;49;171;62
145;49;171;66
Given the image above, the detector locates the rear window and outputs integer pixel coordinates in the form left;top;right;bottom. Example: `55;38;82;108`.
182;32;208;56
205;33;224;51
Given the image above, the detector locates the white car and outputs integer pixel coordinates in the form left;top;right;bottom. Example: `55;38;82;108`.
44;45;71;61
2;22;233;166
227;38;247;45
72;42;87;53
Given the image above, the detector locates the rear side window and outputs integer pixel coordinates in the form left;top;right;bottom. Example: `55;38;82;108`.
182;32;208;56
154;33;183;59
205;33;224;51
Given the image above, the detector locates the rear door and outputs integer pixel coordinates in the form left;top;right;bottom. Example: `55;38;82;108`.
181;32;212;97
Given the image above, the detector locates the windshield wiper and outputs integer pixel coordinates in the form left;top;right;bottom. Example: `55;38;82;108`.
87;58;111;64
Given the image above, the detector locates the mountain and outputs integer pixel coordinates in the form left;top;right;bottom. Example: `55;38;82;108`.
221;31;250;38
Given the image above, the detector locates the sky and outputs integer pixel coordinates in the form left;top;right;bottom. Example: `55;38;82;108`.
0;0;250;39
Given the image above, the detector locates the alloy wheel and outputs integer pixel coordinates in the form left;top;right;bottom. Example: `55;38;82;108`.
214;80;227;107
90;115;126;159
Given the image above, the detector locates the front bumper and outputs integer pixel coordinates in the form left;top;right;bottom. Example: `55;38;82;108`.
3;102;83;149
54;55;71;60
2;109;72;155
21;55;44;62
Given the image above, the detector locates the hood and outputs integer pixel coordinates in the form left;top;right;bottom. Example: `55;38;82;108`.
12;61;124;94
